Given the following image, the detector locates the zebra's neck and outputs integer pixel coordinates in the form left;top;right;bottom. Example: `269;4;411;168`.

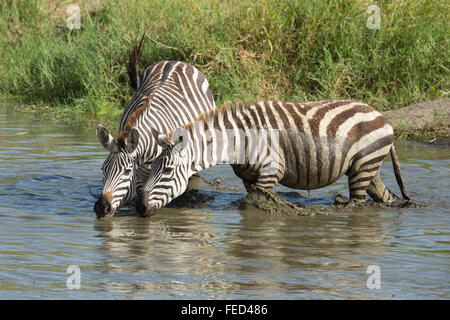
186;102;274;171
120;61;215;134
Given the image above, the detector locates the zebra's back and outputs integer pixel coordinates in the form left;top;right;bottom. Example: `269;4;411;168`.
233;100;393;190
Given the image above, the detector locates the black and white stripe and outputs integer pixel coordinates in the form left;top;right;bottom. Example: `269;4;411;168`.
137;99;410;216
95;60;215;217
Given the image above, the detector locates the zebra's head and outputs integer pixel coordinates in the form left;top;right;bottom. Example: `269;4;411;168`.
94;124;140;218
136;128;192;217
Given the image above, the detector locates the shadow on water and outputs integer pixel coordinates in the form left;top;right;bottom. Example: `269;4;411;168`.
0;103;449;299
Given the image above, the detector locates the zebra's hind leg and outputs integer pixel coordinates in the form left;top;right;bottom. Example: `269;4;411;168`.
366;171;399;203
346;166;381;204
334;174;373;208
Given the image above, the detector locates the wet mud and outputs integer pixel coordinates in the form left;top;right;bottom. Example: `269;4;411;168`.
332;194;425;209
178;176;425;215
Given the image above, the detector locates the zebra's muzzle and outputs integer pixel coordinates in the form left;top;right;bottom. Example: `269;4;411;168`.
136;191;157;217
94;192;114;218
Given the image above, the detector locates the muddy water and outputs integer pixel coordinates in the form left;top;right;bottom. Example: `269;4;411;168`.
0;104;448;299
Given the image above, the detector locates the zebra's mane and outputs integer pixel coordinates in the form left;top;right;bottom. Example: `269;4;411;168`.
170;100;257;138
117;96;152;149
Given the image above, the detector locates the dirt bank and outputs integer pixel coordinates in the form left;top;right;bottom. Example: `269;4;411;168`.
383;98;449;143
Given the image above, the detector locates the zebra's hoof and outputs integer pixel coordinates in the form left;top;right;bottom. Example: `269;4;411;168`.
333;194;349;206
391;199;424;208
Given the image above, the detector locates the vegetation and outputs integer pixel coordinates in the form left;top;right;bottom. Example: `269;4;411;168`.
0;0;448;114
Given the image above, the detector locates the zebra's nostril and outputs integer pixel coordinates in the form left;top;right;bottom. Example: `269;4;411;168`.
94;192;114;218
136;191;150;217
136;201;146;216
146;206;157;216
136;202;147;216
94;198;103;217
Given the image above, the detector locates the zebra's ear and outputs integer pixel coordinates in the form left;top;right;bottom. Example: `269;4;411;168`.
151;128;172;147
172;128;188;157
97;124;115;152
125;128;139;153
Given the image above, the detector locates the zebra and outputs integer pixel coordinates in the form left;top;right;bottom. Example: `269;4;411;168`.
135;99;410;216
94;41;216;218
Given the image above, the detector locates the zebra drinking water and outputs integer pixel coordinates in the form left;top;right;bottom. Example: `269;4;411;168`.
135;99;410;216
94;43;216;218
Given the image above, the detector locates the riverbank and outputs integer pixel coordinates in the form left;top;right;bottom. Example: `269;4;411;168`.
383;98;450;144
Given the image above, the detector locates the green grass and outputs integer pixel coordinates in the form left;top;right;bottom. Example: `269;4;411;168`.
0;0;448;114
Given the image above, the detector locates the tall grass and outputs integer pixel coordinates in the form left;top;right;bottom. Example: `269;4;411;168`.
0;0;448;113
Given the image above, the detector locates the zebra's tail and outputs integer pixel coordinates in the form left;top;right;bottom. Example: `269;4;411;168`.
390;145;410;200
127;33;145;91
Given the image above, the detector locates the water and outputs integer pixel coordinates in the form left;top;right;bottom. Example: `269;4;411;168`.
0;104;449;299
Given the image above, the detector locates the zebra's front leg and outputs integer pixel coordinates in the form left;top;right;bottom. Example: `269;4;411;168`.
239;173;308;214
239;183;305;213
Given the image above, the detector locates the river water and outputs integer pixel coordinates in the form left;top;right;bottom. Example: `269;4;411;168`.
0;104;448;299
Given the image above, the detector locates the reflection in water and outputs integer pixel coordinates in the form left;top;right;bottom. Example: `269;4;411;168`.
93;210;237;298
0;103;449;299
221;209;392;299
90;206;402;299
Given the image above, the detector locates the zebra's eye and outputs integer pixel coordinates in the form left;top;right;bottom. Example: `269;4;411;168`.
124;169;132;176
163;167;173;174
